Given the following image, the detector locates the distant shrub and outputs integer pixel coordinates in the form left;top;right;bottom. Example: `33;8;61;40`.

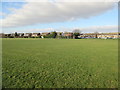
9;36;14;38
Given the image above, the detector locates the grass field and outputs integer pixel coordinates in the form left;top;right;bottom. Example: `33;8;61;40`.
2;38;118;88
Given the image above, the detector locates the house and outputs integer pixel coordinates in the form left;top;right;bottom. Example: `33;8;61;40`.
80;33;97;38
31;33;39;37
97;32;119;39
41;32;50;36
57;32;63;36
64;32;73;39
17;33;24;38
0;33;2;38
56;32;63;39
4;34;11;38
79;32;120;39
0;33;5;38
10;33;15;37
24;33;31;38
40;32;50;38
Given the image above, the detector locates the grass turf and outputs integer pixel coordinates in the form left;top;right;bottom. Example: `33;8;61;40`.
2;38;118;88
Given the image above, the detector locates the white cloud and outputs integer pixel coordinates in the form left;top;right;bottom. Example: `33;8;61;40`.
1;1;116;28
0;12;7;16
7;8;18;13
1;0;119;2
2;28;55;33
6;25;117;33
79;25;118;33
55;25;118;33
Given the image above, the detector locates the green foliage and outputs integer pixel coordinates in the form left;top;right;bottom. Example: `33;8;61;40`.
73;33;80;36
21;33;24;37
55;35;69;39
15;32;18;37
73;29;81;39
51;31;57;38
44;31;57;38
73;33;80;39
2;39;118;88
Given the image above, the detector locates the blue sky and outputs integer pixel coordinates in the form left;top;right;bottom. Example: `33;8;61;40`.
1;1;118;33
1;2;26;18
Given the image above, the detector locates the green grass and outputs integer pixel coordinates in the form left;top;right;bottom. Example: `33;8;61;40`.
2;38;118;88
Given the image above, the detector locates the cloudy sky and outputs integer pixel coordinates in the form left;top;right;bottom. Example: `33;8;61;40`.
0;0;118;33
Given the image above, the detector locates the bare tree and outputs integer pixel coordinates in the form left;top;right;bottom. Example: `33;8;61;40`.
73;29;81;39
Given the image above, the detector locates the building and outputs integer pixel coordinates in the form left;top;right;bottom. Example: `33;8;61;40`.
0;33;5;38
80;33;97;38
64;32;73;39
41;32;50;36
32;33;38;37
24;33;31;38
80;32;120;39
18;33;24;37
57;32;63;36
1;32;120;39
97;32;119;39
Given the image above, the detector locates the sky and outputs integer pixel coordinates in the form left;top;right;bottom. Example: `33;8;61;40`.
0;0;118;33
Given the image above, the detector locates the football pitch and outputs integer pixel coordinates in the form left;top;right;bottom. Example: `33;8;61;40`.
2;38;118;88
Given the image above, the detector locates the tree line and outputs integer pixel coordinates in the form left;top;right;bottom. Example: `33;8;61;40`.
2;29;82;39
